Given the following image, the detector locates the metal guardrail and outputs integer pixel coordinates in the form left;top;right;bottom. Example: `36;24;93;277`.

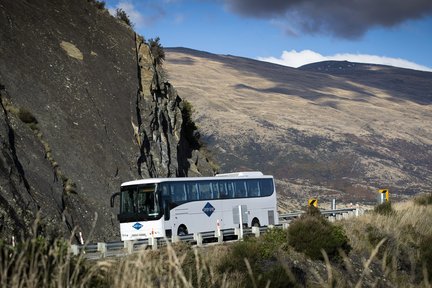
70;207;363;259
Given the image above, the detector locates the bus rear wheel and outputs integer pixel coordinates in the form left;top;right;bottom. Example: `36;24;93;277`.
177;225;188;236
251;218;260;227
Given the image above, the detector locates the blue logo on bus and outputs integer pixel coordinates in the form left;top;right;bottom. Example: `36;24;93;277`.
202;202;215;217
132;222;143;230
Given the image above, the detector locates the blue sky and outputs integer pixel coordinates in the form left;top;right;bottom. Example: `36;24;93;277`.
105;0;432;71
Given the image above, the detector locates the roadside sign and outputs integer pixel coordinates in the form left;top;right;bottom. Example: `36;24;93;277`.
378;189;389;203
308;198;318;207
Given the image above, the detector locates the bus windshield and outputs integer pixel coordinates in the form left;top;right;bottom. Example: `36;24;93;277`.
120;184;161;220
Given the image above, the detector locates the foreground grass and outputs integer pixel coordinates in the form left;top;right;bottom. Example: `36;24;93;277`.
1;195;432;287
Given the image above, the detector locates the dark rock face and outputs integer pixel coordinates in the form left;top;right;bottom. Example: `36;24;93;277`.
0;0;213;241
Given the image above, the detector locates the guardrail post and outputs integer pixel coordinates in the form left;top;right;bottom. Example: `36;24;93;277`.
252;226;260;238
149;237;158;250
328;216;335;222
194;233;203;246
217;232;223;244
70;244;79;256
124;240;134;254
355;204;360;217
171;235;180;243
235;227;243;239
282;223;289;230
214;229;223;243
97;242;107;258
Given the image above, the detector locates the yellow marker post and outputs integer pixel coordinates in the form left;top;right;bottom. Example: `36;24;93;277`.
308;198;318;208
378;189;389;203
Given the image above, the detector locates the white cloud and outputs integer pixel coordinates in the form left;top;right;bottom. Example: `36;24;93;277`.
258;50;432;72
108;1;145;27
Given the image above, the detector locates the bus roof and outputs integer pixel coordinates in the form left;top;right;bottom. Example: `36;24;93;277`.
121;171;273;187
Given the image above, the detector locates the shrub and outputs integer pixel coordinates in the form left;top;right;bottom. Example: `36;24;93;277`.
115;8;132;27
287;213;351;260
414;193;432;206
148;37;165;66
0;236;105;287
94;0;105;9
87;0;105;9
374;201;394;216
17;108;38;124
218;237;294;287
420;235;432;280
181;100;201;149
258;228;288;258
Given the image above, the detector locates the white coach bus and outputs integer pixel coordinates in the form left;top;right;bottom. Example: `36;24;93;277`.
110;172;278;241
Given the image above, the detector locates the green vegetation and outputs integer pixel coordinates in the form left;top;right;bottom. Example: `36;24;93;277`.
218;228;295;287
374;201;394;215
414;192;432;206
87;0;105;9
0;235;102;287
181;99;201;149
115;8;132;27
148;37;165;66
287;207;351;260
2;198;432;287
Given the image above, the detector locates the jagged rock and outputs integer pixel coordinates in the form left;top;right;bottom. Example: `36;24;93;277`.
0;0;214;241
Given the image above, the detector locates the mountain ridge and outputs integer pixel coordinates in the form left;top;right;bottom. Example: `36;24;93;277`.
164;47;432;210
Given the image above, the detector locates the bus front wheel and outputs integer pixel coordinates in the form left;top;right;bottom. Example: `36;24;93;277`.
177;225;188;236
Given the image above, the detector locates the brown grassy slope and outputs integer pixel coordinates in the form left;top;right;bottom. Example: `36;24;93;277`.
164;47;432;210
3;197;432;288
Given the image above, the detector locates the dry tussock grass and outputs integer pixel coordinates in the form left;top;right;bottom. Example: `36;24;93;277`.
2;198;432;287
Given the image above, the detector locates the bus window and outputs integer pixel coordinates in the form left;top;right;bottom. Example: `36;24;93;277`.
136;188;147;214
259;179;274;196
234;181;247;198
247;180;260;197
226;181;234;198
211;182;219;199
121;189;135;213
186;182;198;201
170;182;186;203
219;181;234;198
199;182;212;199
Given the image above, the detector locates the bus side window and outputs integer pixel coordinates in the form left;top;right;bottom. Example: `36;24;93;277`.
218;181;228;198
199;182;212;199
211;182;219;199
247;180;260;197
226;181;234;198
259;179;274;196
171;182;186;203
234;181;247;198
160;183;171;220
186;183;198;201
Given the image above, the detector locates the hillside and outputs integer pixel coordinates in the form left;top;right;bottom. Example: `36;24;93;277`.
164;48;432;210
0;1;213;241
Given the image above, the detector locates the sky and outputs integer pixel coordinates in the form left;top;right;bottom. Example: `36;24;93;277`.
105;0;432;71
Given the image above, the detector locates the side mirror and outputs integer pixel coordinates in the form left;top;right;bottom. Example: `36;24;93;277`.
110;192;120;208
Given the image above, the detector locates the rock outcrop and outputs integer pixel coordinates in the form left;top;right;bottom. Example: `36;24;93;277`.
0;0;213;241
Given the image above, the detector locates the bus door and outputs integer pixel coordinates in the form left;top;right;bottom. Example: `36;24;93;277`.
217;180;236;229
197;181;222;232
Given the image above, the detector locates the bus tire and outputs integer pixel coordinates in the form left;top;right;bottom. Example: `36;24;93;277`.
251;218;260;227
177;225;188;236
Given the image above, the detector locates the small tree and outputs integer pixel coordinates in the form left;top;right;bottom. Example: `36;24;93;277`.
148;37;165;65
288;209;351;260
115;8;132;27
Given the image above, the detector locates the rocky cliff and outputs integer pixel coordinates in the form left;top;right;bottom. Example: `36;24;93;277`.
0;0;213;241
